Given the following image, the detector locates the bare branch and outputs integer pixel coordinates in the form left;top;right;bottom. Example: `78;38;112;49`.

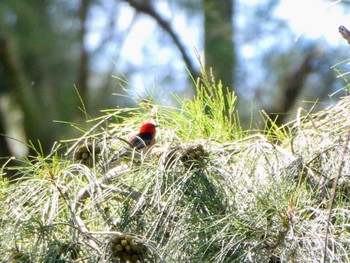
323;130;350;263
122;0;199;77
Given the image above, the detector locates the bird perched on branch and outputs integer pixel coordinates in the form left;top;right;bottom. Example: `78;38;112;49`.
110;122;158;163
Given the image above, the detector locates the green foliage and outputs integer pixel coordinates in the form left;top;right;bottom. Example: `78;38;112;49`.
1;71;350;262
331;62;350;97
159;68;241;142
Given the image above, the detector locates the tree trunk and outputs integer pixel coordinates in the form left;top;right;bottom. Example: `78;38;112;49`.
203;0;235;92
0;26;50;153
0;116;11;158
77;0;90;106
0;29;36;115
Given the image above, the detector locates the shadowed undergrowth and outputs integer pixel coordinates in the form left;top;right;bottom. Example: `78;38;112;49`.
1;70;350;262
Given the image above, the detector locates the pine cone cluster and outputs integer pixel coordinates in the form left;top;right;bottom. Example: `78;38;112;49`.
164;143;207;170
110;234;146;263
74;141;101;167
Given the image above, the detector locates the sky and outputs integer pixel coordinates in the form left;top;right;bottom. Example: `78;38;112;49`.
87;0;350;66
275;0;348;45
87;0;350;57
85;0;350;100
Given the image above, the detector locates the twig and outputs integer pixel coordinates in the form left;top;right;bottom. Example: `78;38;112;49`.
323;130;350;263
47;169;101;252
74;164;137;211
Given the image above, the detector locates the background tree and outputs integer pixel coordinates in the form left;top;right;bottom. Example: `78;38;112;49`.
203;0;235;92
77;0;92;105
0;0;80;157
0;0;349;163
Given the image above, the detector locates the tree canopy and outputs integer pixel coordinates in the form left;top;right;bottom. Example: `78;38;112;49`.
0;0;349;158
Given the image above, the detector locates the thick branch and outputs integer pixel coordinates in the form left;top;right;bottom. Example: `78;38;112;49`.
122;0;199;77
269;47;323;125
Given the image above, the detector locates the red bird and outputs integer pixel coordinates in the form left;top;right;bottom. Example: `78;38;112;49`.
111;122;158;162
